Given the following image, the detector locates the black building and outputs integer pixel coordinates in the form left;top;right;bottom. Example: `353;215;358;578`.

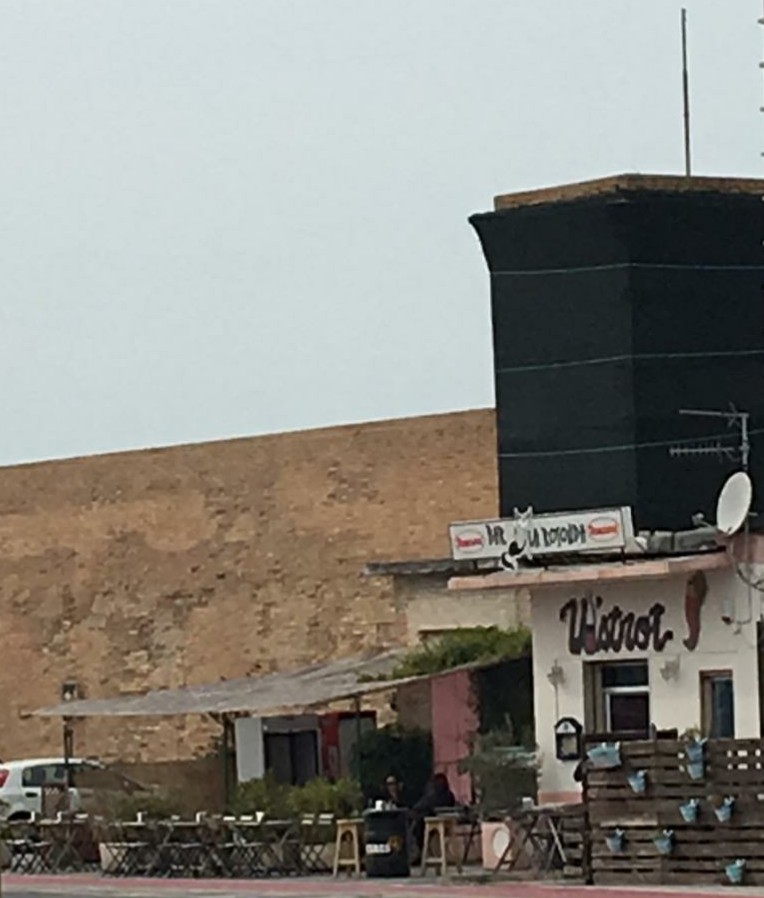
470;175;764;532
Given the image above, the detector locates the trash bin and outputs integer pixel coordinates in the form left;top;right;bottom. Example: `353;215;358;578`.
363;808;410;878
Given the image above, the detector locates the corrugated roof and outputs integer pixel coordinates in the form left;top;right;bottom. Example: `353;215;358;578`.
33;649;417;719
33;650;510;719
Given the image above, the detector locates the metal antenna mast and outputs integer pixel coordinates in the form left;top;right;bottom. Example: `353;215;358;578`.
668;406;751;472
681;8;692;176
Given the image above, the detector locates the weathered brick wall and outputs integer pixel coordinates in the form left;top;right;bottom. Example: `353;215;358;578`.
395;575;530;642
0;409;497;768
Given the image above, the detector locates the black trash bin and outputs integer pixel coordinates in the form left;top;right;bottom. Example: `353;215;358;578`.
363;808;410;878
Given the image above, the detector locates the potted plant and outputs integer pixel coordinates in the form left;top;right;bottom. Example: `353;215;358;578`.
654;829;675;856
460;719;539;871
679;798;700;823
287;778;363;871
680;727;706;780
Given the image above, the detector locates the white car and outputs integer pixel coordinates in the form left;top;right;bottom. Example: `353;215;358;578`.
0;757;103;820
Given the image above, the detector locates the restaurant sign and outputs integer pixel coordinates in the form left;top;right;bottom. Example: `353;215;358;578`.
449;507;634;562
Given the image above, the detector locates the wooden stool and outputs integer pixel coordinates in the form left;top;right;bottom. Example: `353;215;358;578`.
421;816;462;877
333;818;363;877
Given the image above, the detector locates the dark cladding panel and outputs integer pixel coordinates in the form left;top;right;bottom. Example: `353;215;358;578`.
630;268;764;355
471;178;764;532
490;267;631;369
495;360;634;456
618;193;764;266
499;453;637;518
633;353;764;529
470;198;629;274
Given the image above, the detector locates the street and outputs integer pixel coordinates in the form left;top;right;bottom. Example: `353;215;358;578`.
7;876;764;898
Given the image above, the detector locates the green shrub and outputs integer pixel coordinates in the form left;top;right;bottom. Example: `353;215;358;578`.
232;774;362;819
286;777;362;817
388;626;531;679
351;725;432;807
231;772;290;817
110;789;189;820
459;718;538;817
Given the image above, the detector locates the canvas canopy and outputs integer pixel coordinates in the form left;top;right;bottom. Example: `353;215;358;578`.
32;649;439;719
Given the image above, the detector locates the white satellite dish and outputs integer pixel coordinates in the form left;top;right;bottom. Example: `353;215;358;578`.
716;471;753;536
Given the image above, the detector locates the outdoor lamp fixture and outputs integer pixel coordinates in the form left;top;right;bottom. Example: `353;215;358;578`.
659;656;681;682
547;660;565;687
61;681;79;703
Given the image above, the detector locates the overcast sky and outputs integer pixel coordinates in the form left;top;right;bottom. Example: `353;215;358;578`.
1;1;760;464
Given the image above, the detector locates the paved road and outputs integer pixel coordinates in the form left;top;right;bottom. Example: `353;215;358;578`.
7;877;764;898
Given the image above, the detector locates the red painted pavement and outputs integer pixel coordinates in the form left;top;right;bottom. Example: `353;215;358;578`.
2;875;762;898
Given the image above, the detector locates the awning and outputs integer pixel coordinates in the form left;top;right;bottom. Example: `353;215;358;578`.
448;550;729;591
32;649;472;719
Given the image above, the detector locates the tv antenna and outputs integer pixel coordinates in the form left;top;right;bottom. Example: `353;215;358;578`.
668;405;750;472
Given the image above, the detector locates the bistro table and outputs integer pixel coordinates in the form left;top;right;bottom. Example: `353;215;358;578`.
493;803;569;876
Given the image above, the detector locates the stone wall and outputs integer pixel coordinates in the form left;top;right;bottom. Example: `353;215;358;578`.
0;408;497;770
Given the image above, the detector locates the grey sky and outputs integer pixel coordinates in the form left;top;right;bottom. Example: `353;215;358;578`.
1;1;760;465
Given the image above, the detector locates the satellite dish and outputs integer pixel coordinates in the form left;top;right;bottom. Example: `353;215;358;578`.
716;471;753;536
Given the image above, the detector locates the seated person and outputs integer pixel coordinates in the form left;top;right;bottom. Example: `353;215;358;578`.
410;773;456;859
377;773;404;808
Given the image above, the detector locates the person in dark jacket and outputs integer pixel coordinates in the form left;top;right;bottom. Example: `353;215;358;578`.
410;773;457;860
377;774;404;808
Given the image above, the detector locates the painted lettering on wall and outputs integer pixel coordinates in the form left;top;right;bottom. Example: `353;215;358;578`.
559;594;674;655
683;571;707;651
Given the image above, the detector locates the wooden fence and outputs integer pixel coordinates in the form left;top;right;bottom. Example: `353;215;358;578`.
584;738;764;886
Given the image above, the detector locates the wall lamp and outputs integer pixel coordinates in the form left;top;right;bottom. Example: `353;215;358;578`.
547;660;565;687
659;656;681;682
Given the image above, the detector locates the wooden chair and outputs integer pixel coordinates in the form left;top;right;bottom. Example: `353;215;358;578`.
333;818;363;877
421;816;462;877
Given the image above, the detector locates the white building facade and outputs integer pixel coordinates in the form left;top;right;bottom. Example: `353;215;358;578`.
450;539;764;805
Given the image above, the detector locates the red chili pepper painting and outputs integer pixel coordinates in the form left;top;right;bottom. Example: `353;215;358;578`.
682;570;707;651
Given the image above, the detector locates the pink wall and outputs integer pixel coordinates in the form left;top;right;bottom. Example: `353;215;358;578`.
430;669;478;803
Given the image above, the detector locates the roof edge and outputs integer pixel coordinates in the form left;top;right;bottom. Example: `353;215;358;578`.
492;173;764;211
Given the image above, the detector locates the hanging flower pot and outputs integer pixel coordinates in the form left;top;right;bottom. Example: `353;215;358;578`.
725;859;746;885
679;798;700;823
627;770;647;794
654;830;675;856
586;742;622;769
684;738;707;764
686;759;705;780
715;797;735;823
605;829;625;854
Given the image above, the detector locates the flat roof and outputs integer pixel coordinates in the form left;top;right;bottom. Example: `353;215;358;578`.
493;173;764;211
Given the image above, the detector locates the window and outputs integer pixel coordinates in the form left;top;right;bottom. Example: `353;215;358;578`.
584;661;650;736
264;731;319;786
21;764;67;788
701;671;735;738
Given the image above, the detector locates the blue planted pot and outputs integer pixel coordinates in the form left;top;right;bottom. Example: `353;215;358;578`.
605;829;625;854
679;799;700;823
587;742;622;769
726;859;746;885
687;760;705;780
715;797;735;823
627;770;647;794
654;830;674;856
685;738;706;763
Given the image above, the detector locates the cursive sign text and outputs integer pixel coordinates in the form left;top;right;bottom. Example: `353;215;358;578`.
560;595;674;655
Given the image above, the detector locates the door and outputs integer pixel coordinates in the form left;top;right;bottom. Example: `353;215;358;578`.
20;765;48;815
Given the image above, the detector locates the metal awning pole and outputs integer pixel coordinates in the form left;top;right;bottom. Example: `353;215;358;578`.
353;696;363;787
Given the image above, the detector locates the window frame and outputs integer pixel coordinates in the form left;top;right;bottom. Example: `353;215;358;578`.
700;669;735;739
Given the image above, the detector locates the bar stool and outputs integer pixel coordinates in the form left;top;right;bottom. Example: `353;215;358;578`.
333;818;363;876
421;816;462;877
